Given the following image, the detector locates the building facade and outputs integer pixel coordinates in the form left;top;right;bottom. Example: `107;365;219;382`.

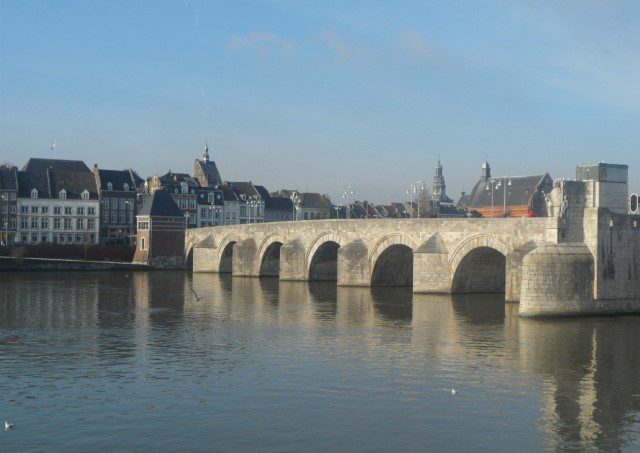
133;189;185;268
0;165;18;245
196;188;224;227
148;171;199;228
16;159;100;245
93;165;143;245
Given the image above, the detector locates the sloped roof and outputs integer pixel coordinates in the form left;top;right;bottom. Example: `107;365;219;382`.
159;171;199;186
98;169;141;191
196;189;224;206
299;192;332;209
22;158;90;173
0;166;18;191
52;170;99;199
230;181;261;199
464;174;552;209
18;170;51;198
253;185;271;200
218;184;239;202
266;196;293;211
138;189;183;217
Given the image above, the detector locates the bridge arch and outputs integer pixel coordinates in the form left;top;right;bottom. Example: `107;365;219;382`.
258;234;286;277
450;235;510;294
218;234;242;274
307;232;343;281
369;234;417;287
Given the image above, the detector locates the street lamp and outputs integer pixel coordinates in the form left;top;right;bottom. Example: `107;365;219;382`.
485;180;497;217
343;185;354;219
406;184;416;218
292;193;300;221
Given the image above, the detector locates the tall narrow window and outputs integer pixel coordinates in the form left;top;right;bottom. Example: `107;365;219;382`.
141;237;146;250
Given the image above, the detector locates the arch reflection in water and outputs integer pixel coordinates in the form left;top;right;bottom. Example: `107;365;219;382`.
452;246;506;294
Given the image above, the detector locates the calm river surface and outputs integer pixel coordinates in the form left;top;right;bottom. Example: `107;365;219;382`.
1;271;639;451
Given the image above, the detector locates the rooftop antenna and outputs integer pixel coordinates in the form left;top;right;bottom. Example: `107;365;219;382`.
51;139;56;159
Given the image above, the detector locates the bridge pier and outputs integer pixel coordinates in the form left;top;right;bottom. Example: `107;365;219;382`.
413;249;452;293
337;240;370;286
232;239;258;277
279;240;306;281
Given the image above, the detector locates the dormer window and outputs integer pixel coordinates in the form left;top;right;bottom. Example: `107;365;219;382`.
123;183;129;191
59;189;67;199
31;188;38;198
107;182;113;190
181;182;188;194
81;190;90;200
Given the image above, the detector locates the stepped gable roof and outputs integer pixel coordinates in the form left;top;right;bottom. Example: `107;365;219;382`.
22;158;89;173
299;192;332;209
17;170;51;198
194;159;222;187
138;189;183;217
0;166;18;191
465;173;552;209
98;169;141;191
51;170;99;199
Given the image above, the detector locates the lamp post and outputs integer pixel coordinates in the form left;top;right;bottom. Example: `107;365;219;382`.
406;184;416;218
502;177;512;217
292;193;300;221
343;185;354;219
486;180;497;217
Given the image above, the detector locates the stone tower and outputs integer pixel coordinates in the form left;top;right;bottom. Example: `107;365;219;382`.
481;161;491;183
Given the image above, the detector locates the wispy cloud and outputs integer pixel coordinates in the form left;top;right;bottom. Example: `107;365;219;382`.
228;32;297;54
397;29;443;62
318;30;371;60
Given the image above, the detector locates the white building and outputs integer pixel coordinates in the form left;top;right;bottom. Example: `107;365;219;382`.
16;159;100;245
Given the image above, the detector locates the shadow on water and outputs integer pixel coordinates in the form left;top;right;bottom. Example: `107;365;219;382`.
370;286;413;323
308;281;338;320
450;293;505;325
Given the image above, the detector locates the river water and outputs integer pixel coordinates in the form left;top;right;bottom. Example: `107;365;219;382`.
0;271;639;451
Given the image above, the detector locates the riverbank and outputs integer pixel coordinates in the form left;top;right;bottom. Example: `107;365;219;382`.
0;256;147;271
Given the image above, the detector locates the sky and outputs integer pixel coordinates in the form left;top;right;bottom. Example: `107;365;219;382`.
1;0;639;203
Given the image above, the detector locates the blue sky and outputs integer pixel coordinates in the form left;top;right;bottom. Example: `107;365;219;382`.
1;0;639;203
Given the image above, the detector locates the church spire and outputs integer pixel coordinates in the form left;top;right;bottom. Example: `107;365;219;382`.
203;139;210;163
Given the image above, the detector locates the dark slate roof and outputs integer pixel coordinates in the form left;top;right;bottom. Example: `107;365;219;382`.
159;171;200;187
253;185;271;200
218;184;239;202
196;189;224;206
138;189;184;217
0;166;18;191
464;174;553;209
98;169;141;191
22;158;90;173
299;192;332;209
18;170;51;198
51;170;99;199
265;196;293;211
230;181;261;199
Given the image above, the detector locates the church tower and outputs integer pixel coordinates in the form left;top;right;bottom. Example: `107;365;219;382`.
433;158;446;198
481;160;491;183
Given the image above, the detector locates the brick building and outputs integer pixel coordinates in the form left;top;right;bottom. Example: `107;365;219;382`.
148;171;199;227
193;141;222;188
133;189;185;268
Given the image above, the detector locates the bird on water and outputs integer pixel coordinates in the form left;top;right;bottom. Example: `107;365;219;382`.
190;287;204;301
451;389;459;395
5;421;14;430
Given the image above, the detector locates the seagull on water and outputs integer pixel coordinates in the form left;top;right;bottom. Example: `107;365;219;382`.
190;287;204;301
5;421;14;430
451;389;459;395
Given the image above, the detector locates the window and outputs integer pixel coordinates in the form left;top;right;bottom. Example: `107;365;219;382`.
103;198;110;209
81;190;90;200
103;212;109;222
59;189;67;199
141;237;146;250
20;205;28;214
200;208;207;218
240;206;247;217
138;221;149;230
31;188;38;198
64;218;72;230
88;219;95;230
88;207;95;215
67;234;73;243
41;234;47;243
123;183;129;191
77;207;85;215
111;212;117;223
20;219;28;229
189;200;196;210
207;193;214;203
181;182;188;194
41;218;48;229
304;212;309;220
111;197;118;208
76;218;84;230
31;218;38;229
54;206;61;214
42;206;48;214
31;206;38;214
64;207;72;215
107;182;113;190
118;211;125;223
54;218;61;229
76;235;82;244
31;234;38;243
119;198;126;209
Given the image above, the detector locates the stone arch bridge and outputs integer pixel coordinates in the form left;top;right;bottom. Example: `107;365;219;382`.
186;218;557;301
